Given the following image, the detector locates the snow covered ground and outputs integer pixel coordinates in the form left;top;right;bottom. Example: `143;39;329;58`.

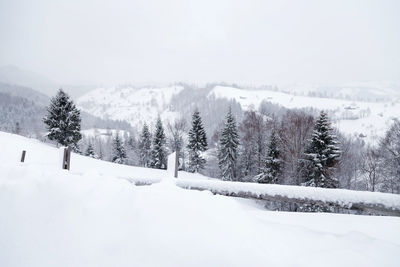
1;131;399;267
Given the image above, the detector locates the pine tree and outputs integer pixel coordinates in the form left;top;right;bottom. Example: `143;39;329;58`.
187;110;208;172
138;123;152;167
85;142;97;158
43;89;82;150
150;117;167;169
218;107;240;180
257;131;282;184
111;134;127;164
300;111;341;188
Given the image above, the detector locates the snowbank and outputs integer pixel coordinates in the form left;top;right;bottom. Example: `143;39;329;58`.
176;179;400;213
1;131;400;266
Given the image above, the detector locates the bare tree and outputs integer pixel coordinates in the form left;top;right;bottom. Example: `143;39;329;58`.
278;110;314;185
336;133;364;190
379;119;400;193
238;110;266;178
361;147;382;192
167;117;187;170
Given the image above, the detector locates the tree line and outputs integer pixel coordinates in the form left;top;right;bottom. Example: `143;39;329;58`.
43;89;400;194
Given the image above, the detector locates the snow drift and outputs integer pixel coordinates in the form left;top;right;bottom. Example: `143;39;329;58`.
1;132;400;267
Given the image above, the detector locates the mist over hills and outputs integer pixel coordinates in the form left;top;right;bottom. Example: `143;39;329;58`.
0;65;96;98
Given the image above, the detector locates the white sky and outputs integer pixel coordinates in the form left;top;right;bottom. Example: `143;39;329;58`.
0;0;399;86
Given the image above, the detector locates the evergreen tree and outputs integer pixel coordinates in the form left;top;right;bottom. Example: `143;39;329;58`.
85;142;97;158
138;123;152;167
187;110;208;172
218;107;240;180
300;111;341;188
257;131;282;184
43;89;82;150
111;134;127;164
150;117;167;169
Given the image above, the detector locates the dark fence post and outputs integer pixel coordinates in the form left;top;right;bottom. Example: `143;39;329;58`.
20;150;26;162
174;150;179;178
62;146;72;170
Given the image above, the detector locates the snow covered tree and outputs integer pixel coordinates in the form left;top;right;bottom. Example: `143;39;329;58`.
85;142;98;158
300;111;341;188
257;131;282;184
218;107;240;180
138;123;152;167
111;134;127;164
150;116;167;169
43;89;82;150
187;110;208;172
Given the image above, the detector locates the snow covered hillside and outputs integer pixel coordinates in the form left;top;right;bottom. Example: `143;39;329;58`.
78;84;400;143
1;131;400;266
209;86;400;143
77;85;183;131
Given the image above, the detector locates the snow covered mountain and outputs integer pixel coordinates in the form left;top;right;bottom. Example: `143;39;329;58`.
78;84;400;144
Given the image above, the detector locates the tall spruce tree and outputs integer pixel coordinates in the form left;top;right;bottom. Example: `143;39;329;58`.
187;110;208;172
300;111;341;188
138;123;152;167
43;89;82;150
111;134;127;164
257;131;282;184
150;117;167;169
218;107;240;180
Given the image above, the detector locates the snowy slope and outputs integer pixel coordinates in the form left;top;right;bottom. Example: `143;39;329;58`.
278;81;400;102
209;86;400;143
77;85;183;131
1;131;400;266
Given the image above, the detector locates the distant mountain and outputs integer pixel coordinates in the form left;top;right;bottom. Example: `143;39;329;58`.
0;82;49;106
0;65;96;98
0;65;59;97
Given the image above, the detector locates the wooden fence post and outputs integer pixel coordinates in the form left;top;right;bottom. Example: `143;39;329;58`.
174;149;179;178
62;146;72;170
20;150;26;162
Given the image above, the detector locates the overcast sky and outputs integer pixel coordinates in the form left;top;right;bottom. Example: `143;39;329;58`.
0;0;399;86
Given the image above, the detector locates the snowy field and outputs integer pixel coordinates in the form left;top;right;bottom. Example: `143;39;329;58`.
1;131;399;267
